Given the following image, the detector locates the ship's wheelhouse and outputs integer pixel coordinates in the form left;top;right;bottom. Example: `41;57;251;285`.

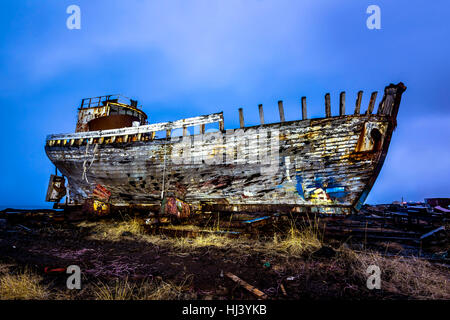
75;94;147;132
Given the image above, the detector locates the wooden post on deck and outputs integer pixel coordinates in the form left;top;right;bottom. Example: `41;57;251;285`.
354;91;363;115
238;108;244;128
301;97;307;120
278;100;285;122
166;130;171;138
258;104;265;125
199;124;205;134
367;91;378;114
339;92;346;116
325;93;331;118
183;127;188;136
219;121;224;131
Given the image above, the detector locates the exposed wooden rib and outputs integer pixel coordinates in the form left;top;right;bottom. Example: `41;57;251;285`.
339;92;345;116
258;104;265;125
366;91;378;114
278;100;285;122
354;91;363;115
325;93;331;118
301;96;307;120
239;108;244;128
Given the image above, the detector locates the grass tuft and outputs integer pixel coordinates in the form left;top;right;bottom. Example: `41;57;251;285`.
336;246;450;299
82;218;145;241
93;276;193;300
265;218;323;256
172;233;235;250
0;268;48;300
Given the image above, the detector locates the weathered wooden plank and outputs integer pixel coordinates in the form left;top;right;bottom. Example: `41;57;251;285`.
225;272;268;299
278;100;285;122
339;92;345;116
239;108;244;128
366;92;378;114
325;93;331;118
301;97;307;120
354;91;363;115
377;82;406;117
258;104;265;125
47;112;224;141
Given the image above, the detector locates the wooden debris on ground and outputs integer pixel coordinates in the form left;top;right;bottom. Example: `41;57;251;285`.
225;272;268;300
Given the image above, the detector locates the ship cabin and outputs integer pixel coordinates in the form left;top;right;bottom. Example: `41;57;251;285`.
75;94;148;133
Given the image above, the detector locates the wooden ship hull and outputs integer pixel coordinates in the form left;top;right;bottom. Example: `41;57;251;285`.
45;83;406;215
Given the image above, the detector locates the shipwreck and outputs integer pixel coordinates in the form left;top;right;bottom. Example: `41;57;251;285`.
45;82;406;216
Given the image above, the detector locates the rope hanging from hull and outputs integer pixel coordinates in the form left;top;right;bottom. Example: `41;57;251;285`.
82;142;99;184
161;141;167;200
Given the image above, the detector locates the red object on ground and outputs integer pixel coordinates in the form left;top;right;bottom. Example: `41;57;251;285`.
44;267;67;274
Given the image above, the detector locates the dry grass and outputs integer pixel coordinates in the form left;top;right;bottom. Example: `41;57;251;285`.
78;217;449;299
93;276;193;300
93;278;136;300
80;218;146;241
167;217;323;256
337;246;450;299
143;277;193;300
172;232;238;250
270;226;322;256
0;268;48;300
264;218;323;256
78;216;323;258
165;224;202;231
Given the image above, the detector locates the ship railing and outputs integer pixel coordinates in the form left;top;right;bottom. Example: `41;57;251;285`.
46;112;224;146
79;94;141;110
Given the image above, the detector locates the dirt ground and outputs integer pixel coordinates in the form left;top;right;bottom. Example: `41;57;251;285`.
0;213;449;300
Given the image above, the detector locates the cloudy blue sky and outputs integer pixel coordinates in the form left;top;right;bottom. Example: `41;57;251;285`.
0;0;449;207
